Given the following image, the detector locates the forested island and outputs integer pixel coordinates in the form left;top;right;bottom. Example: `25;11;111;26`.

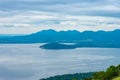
40;64;120;80
40;42;120;50
40;43;77;49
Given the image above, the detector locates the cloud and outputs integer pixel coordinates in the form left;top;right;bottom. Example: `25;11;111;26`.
0;0;120;34
0;10;120;34
0;0;120;16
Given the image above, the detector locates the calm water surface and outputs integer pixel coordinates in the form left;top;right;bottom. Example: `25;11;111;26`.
0;44;120;80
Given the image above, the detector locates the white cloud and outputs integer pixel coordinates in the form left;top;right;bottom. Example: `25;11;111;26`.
0;0;120;34
0;10;120;34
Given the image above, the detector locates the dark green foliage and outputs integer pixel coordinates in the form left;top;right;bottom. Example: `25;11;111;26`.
93;71;106;80
40;72;94;80
116;64;120;74
105;65;118;79
84;78;92;80
92;64;120;80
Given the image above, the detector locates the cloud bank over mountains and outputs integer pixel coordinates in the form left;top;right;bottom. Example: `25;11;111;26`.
0;0;120;34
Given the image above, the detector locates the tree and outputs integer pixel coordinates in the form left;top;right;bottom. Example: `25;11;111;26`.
92;65;119;80
105;65;118;79
93;71;106;80
116;64;120;75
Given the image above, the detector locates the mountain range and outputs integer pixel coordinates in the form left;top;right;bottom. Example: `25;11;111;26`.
0;29;120;45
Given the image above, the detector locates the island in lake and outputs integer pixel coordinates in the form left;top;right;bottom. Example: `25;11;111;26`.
40;42;120;50
40;43;77;49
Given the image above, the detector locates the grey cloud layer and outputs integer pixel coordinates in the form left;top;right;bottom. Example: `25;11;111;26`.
0;0;120;17
0;0;120;34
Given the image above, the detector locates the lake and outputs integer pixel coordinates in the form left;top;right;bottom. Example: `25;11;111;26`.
0;44;120;80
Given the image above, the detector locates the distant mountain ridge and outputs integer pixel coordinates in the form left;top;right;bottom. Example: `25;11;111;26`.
0;29;120;45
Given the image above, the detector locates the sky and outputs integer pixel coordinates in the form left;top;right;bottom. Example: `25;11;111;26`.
0;0;120;34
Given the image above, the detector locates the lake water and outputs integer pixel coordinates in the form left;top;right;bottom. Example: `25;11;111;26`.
0;44;120;80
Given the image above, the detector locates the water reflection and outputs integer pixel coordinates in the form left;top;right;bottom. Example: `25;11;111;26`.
0;44;119;80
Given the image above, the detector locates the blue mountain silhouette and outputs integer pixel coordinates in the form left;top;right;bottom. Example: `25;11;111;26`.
0;29;120;48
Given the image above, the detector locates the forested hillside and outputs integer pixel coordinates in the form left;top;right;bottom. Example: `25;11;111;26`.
40;64;120;80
